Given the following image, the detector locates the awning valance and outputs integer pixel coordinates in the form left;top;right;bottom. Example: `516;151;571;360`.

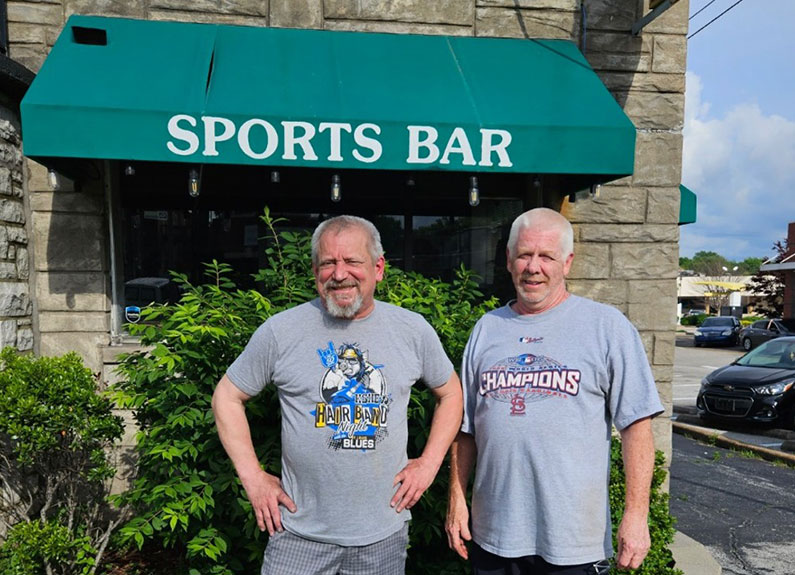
21;15;636;179
679;184;697;225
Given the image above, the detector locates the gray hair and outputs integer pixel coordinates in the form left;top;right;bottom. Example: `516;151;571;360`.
507;208;574;258
311;215;384;267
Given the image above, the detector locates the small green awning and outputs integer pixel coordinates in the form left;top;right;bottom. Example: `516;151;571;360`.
679;184;697;225
21;15;635;178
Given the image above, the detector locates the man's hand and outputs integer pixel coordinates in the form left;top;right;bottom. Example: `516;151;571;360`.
615;511;651;570
391;456;439;512
445;494;472;559
240;469;297;536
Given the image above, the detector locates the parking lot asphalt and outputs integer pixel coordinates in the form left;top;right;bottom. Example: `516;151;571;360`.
670;433;795;575
670;326;795;575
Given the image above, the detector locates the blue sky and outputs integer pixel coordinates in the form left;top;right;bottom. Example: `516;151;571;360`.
680;0;795;262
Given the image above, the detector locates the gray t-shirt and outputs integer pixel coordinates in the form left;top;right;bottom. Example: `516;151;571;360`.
461;295;663;564
227;298;453;546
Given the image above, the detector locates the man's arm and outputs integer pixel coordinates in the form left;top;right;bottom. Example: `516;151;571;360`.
212;375;296;535
616;416;655;570
445;431;476;559
390;372;463;513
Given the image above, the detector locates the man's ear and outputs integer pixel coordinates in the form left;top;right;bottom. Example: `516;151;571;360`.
374;256;385;281
562;252;574;276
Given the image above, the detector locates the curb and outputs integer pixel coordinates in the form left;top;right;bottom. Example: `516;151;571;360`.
672;421;795;466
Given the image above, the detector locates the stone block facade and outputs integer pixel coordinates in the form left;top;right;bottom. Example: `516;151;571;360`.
0;107;32;352
8;0;686;463
25;159;109;372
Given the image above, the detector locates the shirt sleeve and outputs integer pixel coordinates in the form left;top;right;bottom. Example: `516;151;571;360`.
607;317;665;431
460;320;482;435
419;317;454;389
225;321;278;397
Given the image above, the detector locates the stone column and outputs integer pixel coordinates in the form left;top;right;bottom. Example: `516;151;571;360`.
0;109;33;352
565;0;690;466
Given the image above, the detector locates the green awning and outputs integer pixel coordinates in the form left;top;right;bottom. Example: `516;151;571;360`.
679;184;697;225
21;15;635;178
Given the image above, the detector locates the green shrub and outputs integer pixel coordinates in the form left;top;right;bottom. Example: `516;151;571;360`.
0;348;125;575
680;313;708;326
0;520;94;575
610;439;681;575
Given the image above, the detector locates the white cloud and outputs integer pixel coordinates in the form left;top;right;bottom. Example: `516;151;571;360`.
681;71;795;261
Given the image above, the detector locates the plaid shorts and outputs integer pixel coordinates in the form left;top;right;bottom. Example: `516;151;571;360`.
261;522;409;575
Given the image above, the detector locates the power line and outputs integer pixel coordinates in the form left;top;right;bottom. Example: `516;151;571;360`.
690;0;719;20
688;0;746;39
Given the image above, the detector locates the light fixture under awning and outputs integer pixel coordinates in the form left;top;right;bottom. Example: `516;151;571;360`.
21;15;636;181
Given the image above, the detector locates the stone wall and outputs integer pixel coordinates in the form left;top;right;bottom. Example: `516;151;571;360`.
27;160;109;372
565;0;687;460
7;0;686;461
0;105;32;352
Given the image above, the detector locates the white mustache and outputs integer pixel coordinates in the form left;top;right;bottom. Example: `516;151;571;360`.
325;280;359;290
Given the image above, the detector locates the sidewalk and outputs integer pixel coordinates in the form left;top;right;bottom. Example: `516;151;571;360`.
668;407;795;575
670;531;722;575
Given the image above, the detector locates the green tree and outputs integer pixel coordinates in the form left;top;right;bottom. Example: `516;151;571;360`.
690;251;729;276
737;257;764;276
747;240;788;317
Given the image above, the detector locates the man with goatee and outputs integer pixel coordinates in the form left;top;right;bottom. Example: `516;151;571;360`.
213;215;462;575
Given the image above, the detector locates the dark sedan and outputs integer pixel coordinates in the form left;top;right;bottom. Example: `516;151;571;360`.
697;336;795;429
739;318;795;351
693;316;741;347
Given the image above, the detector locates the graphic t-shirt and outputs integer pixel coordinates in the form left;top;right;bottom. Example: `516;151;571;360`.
227;299;453;546
461;295;664;564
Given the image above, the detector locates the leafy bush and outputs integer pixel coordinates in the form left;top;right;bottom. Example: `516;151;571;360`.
680;313;708;326
0;348;125;575
0;520;94;575
610;439;681;575
112;210;680;575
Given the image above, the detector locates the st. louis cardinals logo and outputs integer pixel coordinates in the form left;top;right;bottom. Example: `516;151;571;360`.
510;394;526;416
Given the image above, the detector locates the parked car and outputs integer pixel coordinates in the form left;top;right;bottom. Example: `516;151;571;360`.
738;318;795;351
684;308;707;317
697;336;795;429
693;316;742;347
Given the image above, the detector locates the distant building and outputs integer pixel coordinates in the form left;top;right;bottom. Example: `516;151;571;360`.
677;274;757;317
760;222;795;318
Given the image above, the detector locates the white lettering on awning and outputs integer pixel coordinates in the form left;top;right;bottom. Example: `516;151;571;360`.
166;115;200;156
165;115;511;169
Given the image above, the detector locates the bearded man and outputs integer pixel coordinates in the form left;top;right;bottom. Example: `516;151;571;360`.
213;215;462;575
